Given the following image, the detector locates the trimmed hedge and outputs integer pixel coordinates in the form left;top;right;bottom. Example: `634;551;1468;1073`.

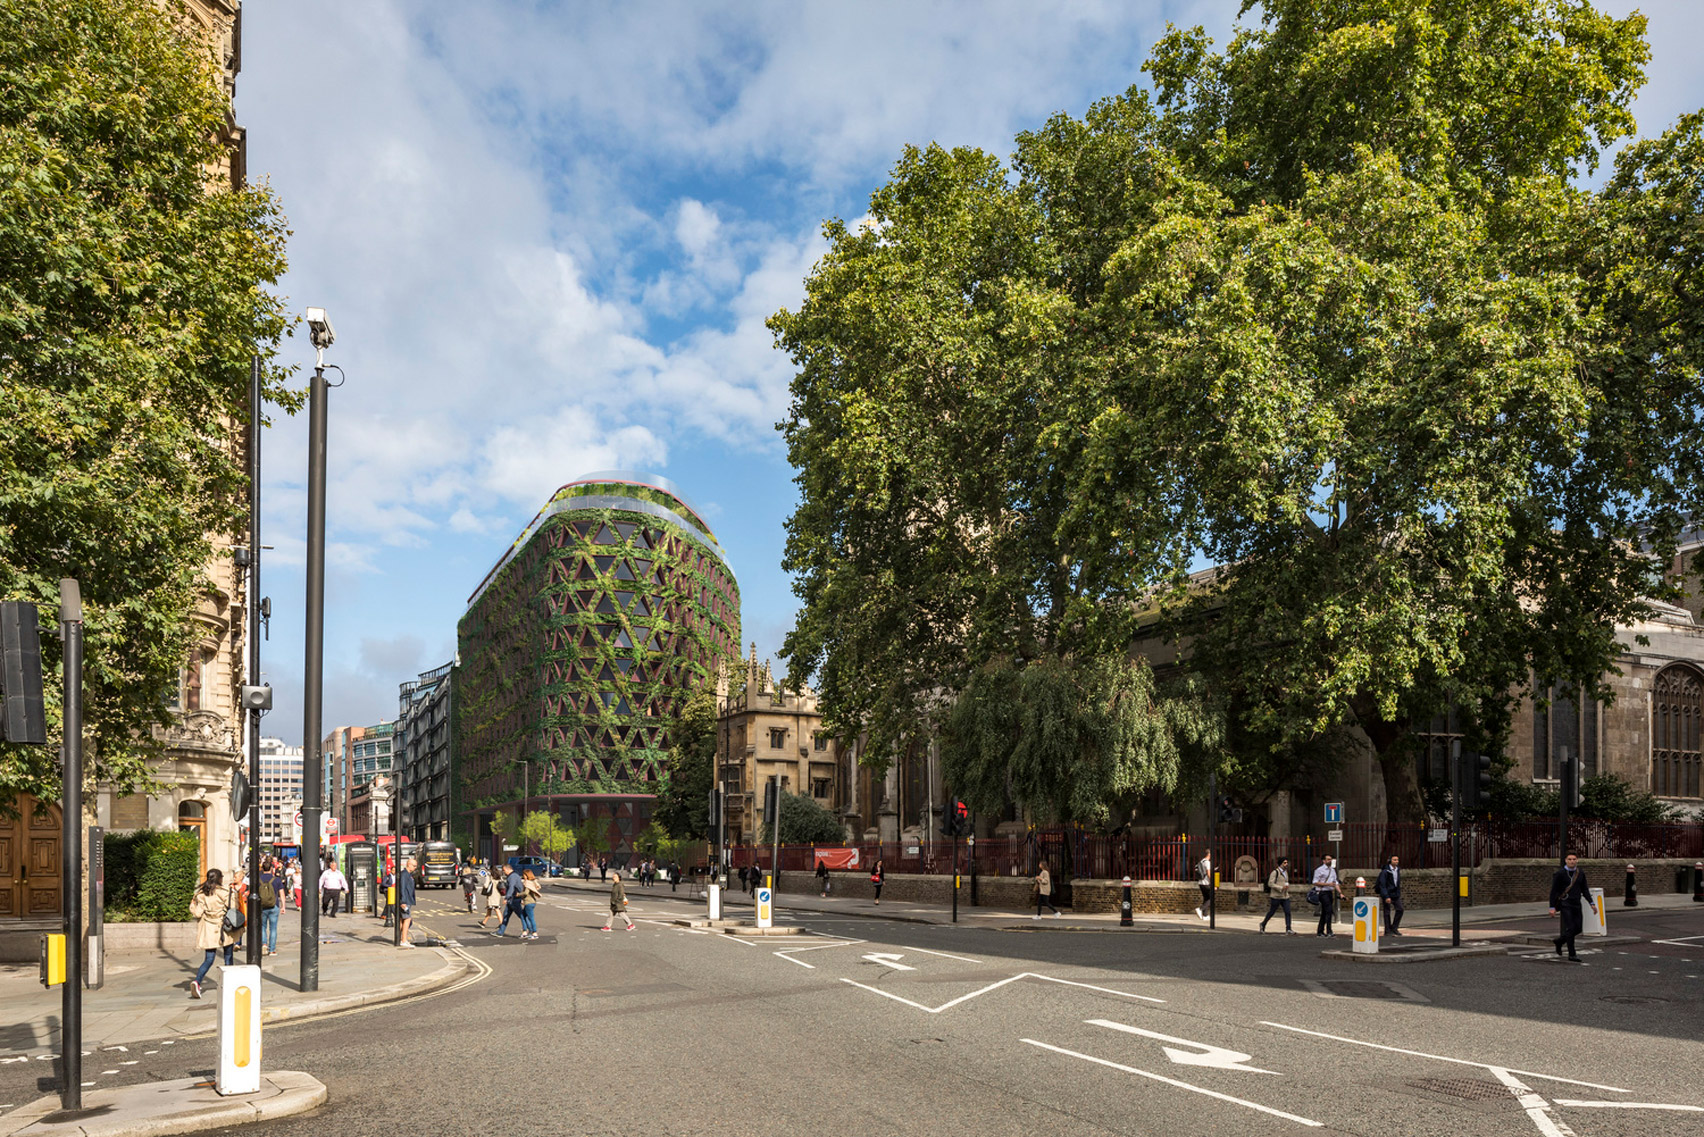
105;830;201;922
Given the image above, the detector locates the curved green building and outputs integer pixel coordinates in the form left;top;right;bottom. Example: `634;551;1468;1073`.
457;472;739;860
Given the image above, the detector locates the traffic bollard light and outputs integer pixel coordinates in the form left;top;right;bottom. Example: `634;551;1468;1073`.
1694;863;1703;903
1624;864;1638;907
1120;876;1133;927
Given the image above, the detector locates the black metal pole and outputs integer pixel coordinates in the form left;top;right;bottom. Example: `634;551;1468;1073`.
247;356;263;965
951;834;958;923
393;765;403;947
59;579;83;1111
1451;740;1462;948
1207;770;1217;930
300;365;328;991
1558;750;1571;867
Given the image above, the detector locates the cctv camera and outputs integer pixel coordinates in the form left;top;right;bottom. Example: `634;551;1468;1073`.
305;307;336;351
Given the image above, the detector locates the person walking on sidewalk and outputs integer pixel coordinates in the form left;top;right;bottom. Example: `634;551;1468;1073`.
397;855;418;947
257;858;283;956
816;859;831;897
287;859;302;911
1035;862;1061;917
1258;857;1295;934
320;858;347;918
602;870;637;931
188;869;241;999
520;868;542;939
460;860;478;913
1312;855;1343;936
1549;853;1596;961
871;859;886;904
670;859;681;892
1193;851;1213;921
1376;855;1406;936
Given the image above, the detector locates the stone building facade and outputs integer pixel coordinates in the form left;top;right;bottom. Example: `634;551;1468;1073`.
715;648;849;846
398;661;455;843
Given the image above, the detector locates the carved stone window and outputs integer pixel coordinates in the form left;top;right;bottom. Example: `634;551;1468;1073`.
1652;665;1703;799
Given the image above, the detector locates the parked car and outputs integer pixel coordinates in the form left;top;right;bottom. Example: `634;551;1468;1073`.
507;855;560;878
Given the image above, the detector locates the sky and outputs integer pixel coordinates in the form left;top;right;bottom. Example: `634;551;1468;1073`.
240;1;1704;746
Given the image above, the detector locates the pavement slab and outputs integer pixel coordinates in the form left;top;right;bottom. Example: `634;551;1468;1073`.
0;1071;325;1137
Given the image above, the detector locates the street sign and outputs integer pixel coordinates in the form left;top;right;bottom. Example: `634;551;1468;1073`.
1324;802;1344;824
755;886;773;929
1428;828;1448;843
1327;829;1344;843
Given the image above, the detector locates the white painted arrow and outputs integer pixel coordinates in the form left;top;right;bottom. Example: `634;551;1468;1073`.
1088;1020;1279;1075
861;953;916;971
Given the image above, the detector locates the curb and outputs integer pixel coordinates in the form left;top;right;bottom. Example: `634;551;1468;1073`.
1320;944;1507;964
0;1070;326;1137
259;950;470;1026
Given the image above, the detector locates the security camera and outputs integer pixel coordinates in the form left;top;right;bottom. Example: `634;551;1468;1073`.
305;307;336;351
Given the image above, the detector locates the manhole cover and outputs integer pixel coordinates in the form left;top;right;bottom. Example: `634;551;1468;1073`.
1407;1077;1512;1103
1601;995;1669;1005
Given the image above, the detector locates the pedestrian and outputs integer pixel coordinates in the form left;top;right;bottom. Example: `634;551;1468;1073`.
1549;853;1597;962
601;869;637;931
1193;850;1213;922
521;869;542;939
1311;855;1343;936
378;859;392;922
1376;854;1405;936
288;859;302;910
1258;856;1296;934
461;860;477;913
320;858;347;918
750;863;762;896
871;859;885;904
396;855;419;947
478;864;503;928
738;864;749;892
188;868;241;999
670;859;681;892
816;859;831;897
495;861;525;936
599;856;608;883
257;857;283;956
1035;862;1061;917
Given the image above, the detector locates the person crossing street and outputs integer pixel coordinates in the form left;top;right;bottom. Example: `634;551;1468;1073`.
1549;853;1597;961
601;870;636;931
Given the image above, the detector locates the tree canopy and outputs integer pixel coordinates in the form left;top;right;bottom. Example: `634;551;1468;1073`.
653;689;716;839
773;0;1700;825
0;0;295;801
763;791;846;846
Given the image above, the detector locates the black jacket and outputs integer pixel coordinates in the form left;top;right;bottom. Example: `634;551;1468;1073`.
1376;865;1402;899
1549;867;1591;909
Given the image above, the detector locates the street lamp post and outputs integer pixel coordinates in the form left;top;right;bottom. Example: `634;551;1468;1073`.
299;307;335;993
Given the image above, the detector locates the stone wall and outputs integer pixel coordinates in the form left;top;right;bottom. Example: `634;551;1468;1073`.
777;858;1703;915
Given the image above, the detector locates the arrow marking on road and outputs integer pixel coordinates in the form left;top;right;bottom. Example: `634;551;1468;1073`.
840;972;1164;1013
1087;1020;1279;1074
862;952;916;970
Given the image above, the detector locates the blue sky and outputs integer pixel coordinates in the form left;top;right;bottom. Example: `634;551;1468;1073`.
241;1;1704;745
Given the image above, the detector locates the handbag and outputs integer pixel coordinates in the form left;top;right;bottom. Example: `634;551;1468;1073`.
1306;887;1322;906
222;891;245;935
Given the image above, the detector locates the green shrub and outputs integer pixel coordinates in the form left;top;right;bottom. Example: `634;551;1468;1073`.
104;830;201;922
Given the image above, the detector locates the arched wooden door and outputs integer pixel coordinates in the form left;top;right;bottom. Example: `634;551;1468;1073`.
0;794;63;919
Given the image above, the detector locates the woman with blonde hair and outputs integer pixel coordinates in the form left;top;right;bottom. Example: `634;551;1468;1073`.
520;868;543;940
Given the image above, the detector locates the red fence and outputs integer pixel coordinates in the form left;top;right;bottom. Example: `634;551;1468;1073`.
728;820;1704;881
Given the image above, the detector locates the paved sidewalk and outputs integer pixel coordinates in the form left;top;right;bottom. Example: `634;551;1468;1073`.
543;873;1703;938
0;907;469;1060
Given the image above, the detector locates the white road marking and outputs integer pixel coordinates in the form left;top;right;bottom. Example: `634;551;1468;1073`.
1649;935;1704;947
1488;1066;1575;1137
1087;1020;1278;1075
1553;1100;1704;1112
862;953;917;971
890;945;981;964
841;972;1164;1014
1022;1039;1322;1127
0;1058;28;1065
773;938;865;969
1259;1022;1628;1092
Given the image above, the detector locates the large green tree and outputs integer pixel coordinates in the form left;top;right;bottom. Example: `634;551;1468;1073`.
0;0;295;802
653;689;717;839
774;1;1701;825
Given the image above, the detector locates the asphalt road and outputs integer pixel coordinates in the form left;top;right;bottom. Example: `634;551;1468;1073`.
5;887;1702;1136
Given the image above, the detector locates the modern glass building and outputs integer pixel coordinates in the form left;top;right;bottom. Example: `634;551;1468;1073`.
456;472;740;861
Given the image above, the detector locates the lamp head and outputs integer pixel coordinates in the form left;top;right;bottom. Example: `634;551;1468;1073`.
306;307;336;351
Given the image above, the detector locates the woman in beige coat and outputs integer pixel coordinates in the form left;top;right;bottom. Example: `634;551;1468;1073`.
188;868;242;999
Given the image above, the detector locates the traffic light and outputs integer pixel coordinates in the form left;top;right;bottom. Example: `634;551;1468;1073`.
1457;749;1494;810
943;797;970;837
1560;754;1581;809
0;601;47;744
763;779;780;831
707;787;722;831
1217;796;1240;824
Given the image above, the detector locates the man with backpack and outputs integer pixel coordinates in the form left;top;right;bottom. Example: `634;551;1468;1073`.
257;858;283;956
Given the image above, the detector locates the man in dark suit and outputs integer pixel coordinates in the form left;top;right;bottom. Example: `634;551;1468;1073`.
1549;853;1597;961
1376;855;1405;936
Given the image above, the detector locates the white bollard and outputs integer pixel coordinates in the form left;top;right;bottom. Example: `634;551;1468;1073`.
1586;887;1608;937
1351;895;1380;954
707;882;721;921
216;964;262;1095
755;886;774;929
